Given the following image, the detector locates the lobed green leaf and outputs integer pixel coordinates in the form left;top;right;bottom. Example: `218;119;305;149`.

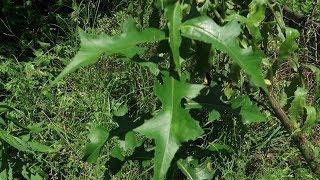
52;18;166;84
208;110;220;122
232;96;267;124
302;106;317;131
279;27;300;61
247;0;267;27
181;16;267;91
134;72;204;180
288;87;307;125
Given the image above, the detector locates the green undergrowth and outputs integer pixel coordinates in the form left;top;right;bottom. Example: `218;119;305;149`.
0;0;319;179
0;7;157;178
277;0;320;19
1;52;157;178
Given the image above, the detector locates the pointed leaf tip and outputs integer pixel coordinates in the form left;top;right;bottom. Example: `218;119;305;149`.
83;125;109;163
52;19;166;85
134;72;204;179
181;17;267;91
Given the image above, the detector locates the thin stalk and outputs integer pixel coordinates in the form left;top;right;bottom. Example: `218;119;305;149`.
266;0;286;33
265;89;320;175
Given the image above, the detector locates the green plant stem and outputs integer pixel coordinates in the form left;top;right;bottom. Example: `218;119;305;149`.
213;8;224;24
266;0;286;33
265;90;320;175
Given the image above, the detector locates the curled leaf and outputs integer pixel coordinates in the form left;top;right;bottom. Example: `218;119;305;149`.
302;106;317;131
181;17;267;91
177;157;214;180
288;87;307;125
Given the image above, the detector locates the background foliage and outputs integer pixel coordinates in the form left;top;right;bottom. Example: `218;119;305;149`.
0;0;319;179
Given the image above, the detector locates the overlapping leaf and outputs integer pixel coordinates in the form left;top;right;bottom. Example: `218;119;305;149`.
53;18;166;84
235;0;267;41
288;87;307;125
110;131;145;161
83;125;109;163
165;2;183;74
0;128;55;153
134;72;204;180
302;106;317;131
279;27;300;61
184;86;266;124
229;15;262;42
181;17;267;91
247;0;267;27
269;27;300;78
0;128;33;153
231;95;267;124
196;0;211;15
84;105;147;164
177;157;214;180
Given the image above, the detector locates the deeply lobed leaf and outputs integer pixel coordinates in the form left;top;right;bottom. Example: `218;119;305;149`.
134;72;204;180
247;0;267;27
288;87;307;125
302;106;317;131
53;18;166;84
279;27;300;61
232;95;267;124
181;16;267;91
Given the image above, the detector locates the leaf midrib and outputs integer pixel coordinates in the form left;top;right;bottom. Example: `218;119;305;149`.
169;3;181;62
182;24;247;73
177;160;194;180
84;30;166;52
160;78;175;177
159;77;177;178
